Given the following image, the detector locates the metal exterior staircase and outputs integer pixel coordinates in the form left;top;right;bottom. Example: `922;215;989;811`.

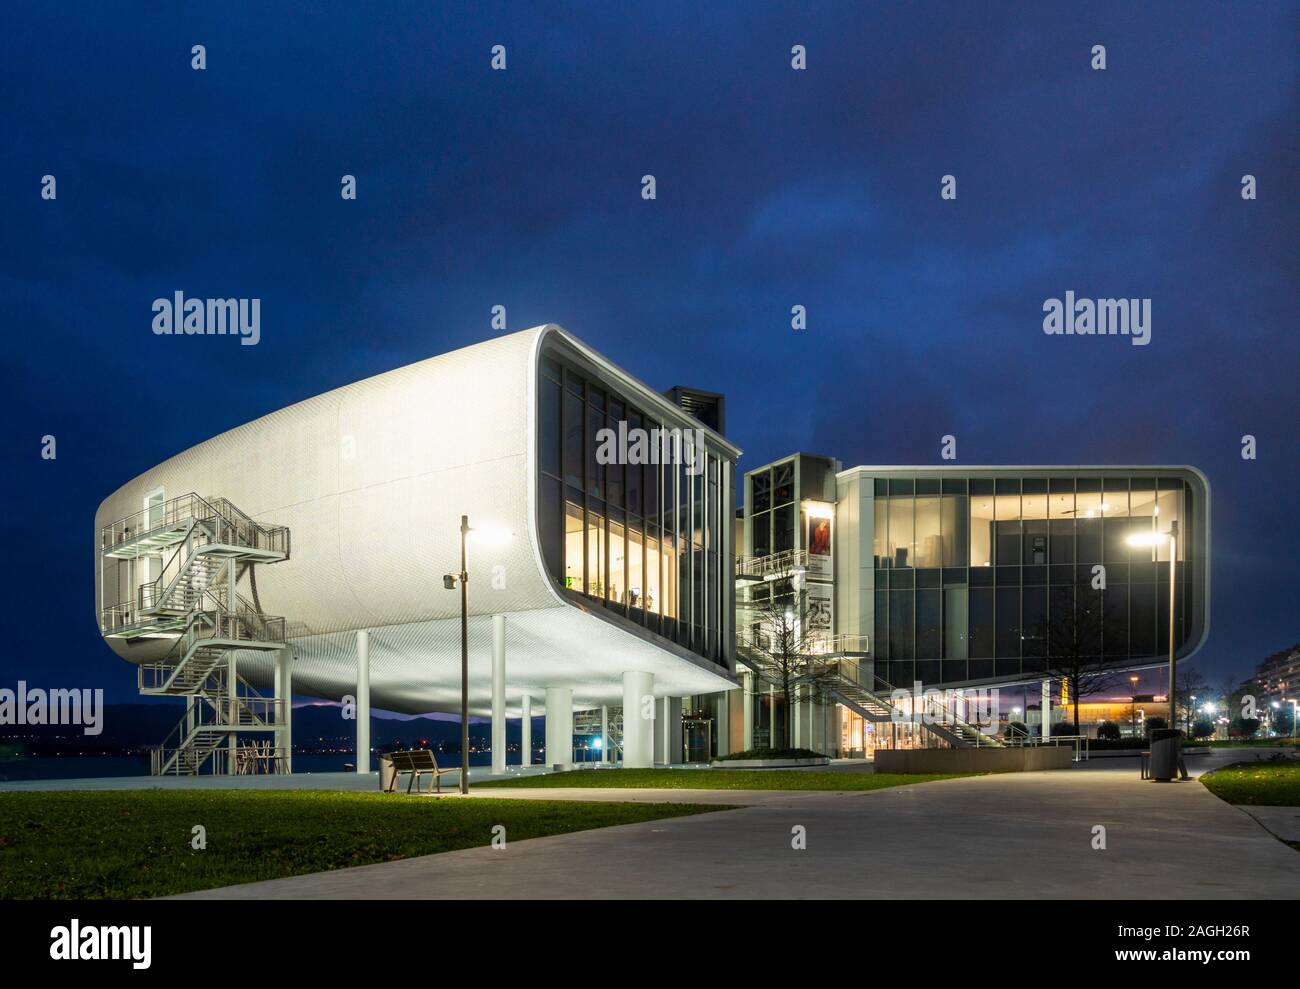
574;708;623;762
99;493;292;775
735;631;1004;749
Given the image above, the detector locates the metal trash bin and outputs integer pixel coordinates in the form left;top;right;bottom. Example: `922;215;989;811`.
379;753;397;792
1148;728;1183;781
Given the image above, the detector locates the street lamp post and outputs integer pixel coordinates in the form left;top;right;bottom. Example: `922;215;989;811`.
1129;675;1139;736
444;515;512;796
1127;520;1179;736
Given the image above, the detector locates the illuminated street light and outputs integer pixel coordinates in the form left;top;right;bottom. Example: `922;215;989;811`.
1127;521;1180;742
444;515;515;794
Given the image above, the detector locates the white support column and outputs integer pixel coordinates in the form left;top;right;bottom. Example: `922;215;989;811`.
742;672;754;751
652;696;682;765
544;687;573;768
622;671;655;769
227;652;238;774
356;630;370;773
227;557;238;775
491;615;506;776
520;693;532;766
274;644;293;773
600;705;609;765
794;685;803;749
1042;678;1052;740
768;683;777;747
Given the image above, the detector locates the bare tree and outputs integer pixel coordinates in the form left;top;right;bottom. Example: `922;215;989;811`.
1041;581;1121;735
738;568;821;749
1172;666;1212;734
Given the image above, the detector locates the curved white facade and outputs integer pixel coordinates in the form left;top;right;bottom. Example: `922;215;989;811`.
96;325;739;715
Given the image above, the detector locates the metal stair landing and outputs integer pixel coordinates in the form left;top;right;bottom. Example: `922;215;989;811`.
97;492;293;775
735;633;1004;749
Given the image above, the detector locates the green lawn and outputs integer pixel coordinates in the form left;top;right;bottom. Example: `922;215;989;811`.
0;790;723;899
1200;761;1300;806
477;768;971;791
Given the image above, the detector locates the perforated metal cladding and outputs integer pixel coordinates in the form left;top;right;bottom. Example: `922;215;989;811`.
93;325;738;711
95;329;549;637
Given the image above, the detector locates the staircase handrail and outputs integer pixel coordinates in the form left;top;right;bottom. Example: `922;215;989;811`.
100;492;289;558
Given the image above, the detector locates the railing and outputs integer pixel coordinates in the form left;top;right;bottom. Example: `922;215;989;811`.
735;549;809;579
1003;730;1091;762
819;654;1002;748
100;492;289;558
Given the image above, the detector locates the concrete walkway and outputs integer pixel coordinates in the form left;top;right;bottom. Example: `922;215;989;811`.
177;760;1300;900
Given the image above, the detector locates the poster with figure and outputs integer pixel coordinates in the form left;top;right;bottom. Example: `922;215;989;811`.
806;512;832;578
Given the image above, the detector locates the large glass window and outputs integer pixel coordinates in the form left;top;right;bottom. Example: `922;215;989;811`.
538;346;731;665
941;490;968;567
888;493;914;569
995;481;1021;566
861;471;1201;688
970;480;993;567
564;491;584;590
915;494;941;568
873;497;888;567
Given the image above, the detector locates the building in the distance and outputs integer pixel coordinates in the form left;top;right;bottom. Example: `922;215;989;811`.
1247;644;1300;730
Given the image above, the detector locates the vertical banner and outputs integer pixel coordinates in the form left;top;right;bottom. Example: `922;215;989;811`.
805;510;832;578
806;581;833;643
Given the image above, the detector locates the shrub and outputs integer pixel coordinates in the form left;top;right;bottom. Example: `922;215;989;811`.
1192;719;1215;739
715;747;825;762
1145;716;1168;733
1097;721;1122;741
1230;717;1261;738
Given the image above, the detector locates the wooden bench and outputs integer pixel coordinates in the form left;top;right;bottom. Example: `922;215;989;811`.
386;749;459;794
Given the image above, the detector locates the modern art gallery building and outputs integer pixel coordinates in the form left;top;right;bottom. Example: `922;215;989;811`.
94;325;1209;773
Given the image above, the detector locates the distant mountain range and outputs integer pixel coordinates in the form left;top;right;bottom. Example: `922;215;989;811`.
0;703;533;757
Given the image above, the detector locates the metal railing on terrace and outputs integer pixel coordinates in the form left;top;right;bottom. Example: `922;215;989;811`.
100;492;290;558
735;549;808;579
735;628;869;658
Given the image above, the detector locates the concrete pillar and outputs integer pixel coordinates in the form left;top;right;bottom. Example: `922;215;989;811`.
356;630;370;773
520;693;532;766
742;672;754;752
226;558;238;775
600;705;609;764
622;671;655;768
768;683;777;747
794;685;803;749
544;687;573;768
1042;678;1051;740
491;615;506;776
274;645;293;772
654;696;682;765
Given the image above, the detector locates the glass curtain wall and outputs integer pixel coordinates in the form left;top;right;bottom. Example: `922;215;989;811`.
537;349;731;665
872;474;1192;688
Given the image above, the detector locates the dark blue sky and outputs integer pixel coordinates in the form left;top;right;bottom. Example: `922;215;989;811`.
3;2;1296;703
